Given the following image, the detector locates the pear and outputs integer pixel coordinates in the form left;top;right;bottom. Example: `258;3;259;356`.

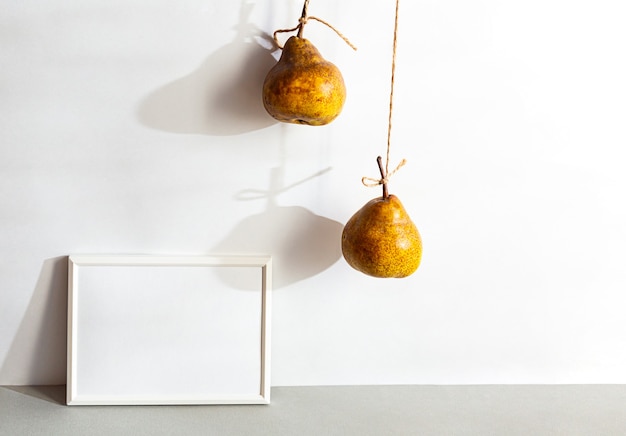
342;158;422;278
263;36;346;125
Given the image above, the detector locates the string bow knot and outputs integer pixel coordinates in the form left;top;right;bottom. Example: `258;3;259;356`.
361;158;407;188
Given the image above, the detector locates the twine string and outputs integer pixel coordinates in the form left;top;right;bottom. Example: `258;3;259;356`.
362;158;406;187
362;0;406;192
273;0;357;50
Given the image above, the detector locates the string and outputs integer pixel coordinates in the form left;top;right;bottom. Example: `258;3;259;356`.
362;0;406;191
273;0;357;50
362;159;406;187
386;0;400;177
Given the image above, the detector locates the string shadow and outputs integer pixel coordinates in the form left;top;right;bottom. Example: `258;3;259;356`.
137;1;279;136
213;166;344;290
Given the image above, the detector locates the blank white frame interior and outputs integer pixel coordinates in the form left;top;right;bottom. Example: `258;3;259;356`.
67;254;272;406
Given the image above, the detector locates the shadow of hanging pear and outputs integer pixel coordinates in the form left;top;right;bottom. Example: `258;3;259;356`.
212;165;344;290
137;1;278;136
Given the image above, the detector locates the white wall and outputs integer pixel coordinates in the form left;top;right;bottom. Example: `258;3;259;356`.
2;0;626;386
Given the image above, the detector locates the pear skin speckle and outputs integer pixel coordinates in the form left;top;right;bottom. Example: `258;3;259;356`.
342;195;422;278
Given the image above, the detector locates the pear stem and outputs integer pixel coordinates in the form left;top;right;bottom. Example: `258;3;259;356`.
377;156;389;199
297;0;310;38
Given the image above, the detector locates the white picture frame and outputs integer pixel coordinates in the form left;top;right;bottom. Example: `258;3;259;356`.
66;254;272;406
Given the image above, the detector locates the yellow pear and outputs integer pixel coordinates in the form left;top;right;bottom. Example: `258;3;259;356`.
262;36;346;125
342;158;422;278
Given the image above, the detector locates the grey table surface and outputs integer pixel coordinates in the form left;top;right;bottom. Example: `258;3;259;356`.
1;385;626;436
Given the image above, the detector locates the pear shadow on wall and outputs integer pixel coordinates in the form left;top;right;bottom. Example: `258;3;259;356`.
137;2;279;136
0;257;67;400
212;166;344;290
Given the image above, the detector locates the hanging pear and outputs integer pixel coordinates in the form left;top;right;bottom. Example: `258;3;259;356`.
342;157;422;278
262;36;346;126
